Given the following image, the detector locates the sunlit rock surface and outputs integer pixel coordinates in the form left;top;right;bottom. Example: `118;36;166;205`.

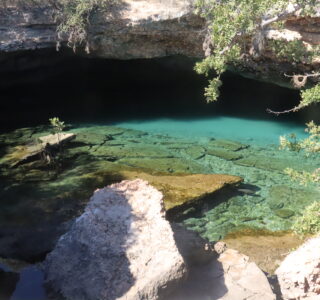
44;179;187;300
222;229;305;274
276;235;320;300
0;0;204;58
120;172;243;210
169;247;276;300
2;1;320;84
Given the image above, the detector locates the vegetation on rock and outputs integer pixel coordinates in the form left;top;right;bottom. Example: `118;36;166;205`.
56;0;116;52
279;123;320;235
280;121;320;186
194;0;320;112
1;0;116;52
292;201;320;235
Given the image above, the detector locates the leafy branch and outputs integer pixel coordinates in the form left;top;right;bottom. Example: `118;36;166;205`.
195;0;320;111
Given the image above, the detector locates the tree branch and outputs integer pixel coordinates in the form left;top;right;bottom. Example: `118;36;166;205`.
266;106;300;115
261;3;302;29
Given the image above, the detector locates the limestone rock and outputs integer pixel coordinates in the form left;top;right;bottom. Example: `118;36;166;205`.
2;1;320;85
0;0;204;59
120;171;243;210
0;133;75;167
168;248;276;300
208;139;249;152
216;249;276;300
206;147;243;161
43;179;187;300
275;236;320;300
183;146;206;160
38;133;75;146
118;157;205;173
267;185;320;215
235;155;315;173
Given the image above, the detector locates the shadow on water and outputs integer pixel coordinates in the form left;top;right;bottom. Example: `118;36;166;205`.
167;184;249;223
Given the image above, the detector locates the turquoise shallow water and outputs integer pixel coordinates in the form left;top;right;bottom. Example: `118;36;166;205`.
114;116;308;146
0;114;319;300
111;116;319;239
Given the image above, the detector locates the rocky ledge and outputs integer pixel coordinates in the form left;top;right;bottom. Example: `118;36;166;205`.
1;0;320;84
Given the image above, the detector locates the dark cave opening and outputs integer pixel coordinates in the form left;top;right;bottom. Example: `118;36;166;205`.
0;49;318;132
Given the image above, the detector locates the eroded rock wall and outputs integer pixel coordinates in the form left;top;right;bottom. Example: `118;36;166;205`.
1;1;320;85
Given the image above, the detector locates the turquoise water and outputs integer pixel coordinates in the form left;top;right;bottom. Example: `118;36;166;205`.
114;116;308;146
0;114;319;299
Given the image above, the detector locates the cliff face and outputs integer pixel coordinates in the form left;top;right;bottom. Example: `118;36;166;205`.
0;0;320;85
0;0;205;58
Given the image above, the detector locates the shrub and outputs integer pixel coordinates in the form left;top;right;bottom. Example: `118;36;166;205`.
292;202;320;236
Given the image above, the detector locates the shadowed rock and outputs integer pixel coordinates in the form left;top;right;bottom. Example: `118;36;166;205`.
1;133;75;167
43;179;187;300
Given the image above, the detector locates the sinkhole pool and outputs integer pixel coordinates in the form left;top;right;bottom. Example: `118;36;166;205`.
0;53;320;298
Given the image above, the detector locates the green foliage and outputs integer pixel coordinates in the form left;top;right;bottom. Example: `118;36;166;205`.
195;0;320;107
268;40;309;63
299;84;320;110
284;168;320;186
56;0;115;51
280;122;320;187
292;201;320;236
1;0;115;51
279;133;301;151
49;117;65;134
280;121;320;154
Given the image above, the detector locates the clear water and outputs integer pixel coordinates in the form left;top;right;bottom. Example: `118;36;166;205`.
1;113;319;300
114;116;308;146
1;53;318;299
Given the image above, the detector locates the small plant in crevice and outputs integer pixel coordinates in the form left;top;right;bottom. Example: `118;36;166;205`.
49;116;66;142
39;117;67;172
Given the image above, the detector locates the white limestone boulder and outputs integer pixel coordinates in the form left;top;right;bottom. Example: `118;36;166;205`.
276;236;320;300
43;179;187;300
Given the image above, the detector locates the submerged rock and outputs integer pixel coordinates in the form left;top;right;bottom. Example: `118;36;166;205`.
1;132;76;167
117;157;205;173
44;179;187;300
120;172;243;210
206;147;243;161
276;236;320;300
274;209;295;219
267;185;320;213
208;139;249;152
183;146;206;160
235;154;314;172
